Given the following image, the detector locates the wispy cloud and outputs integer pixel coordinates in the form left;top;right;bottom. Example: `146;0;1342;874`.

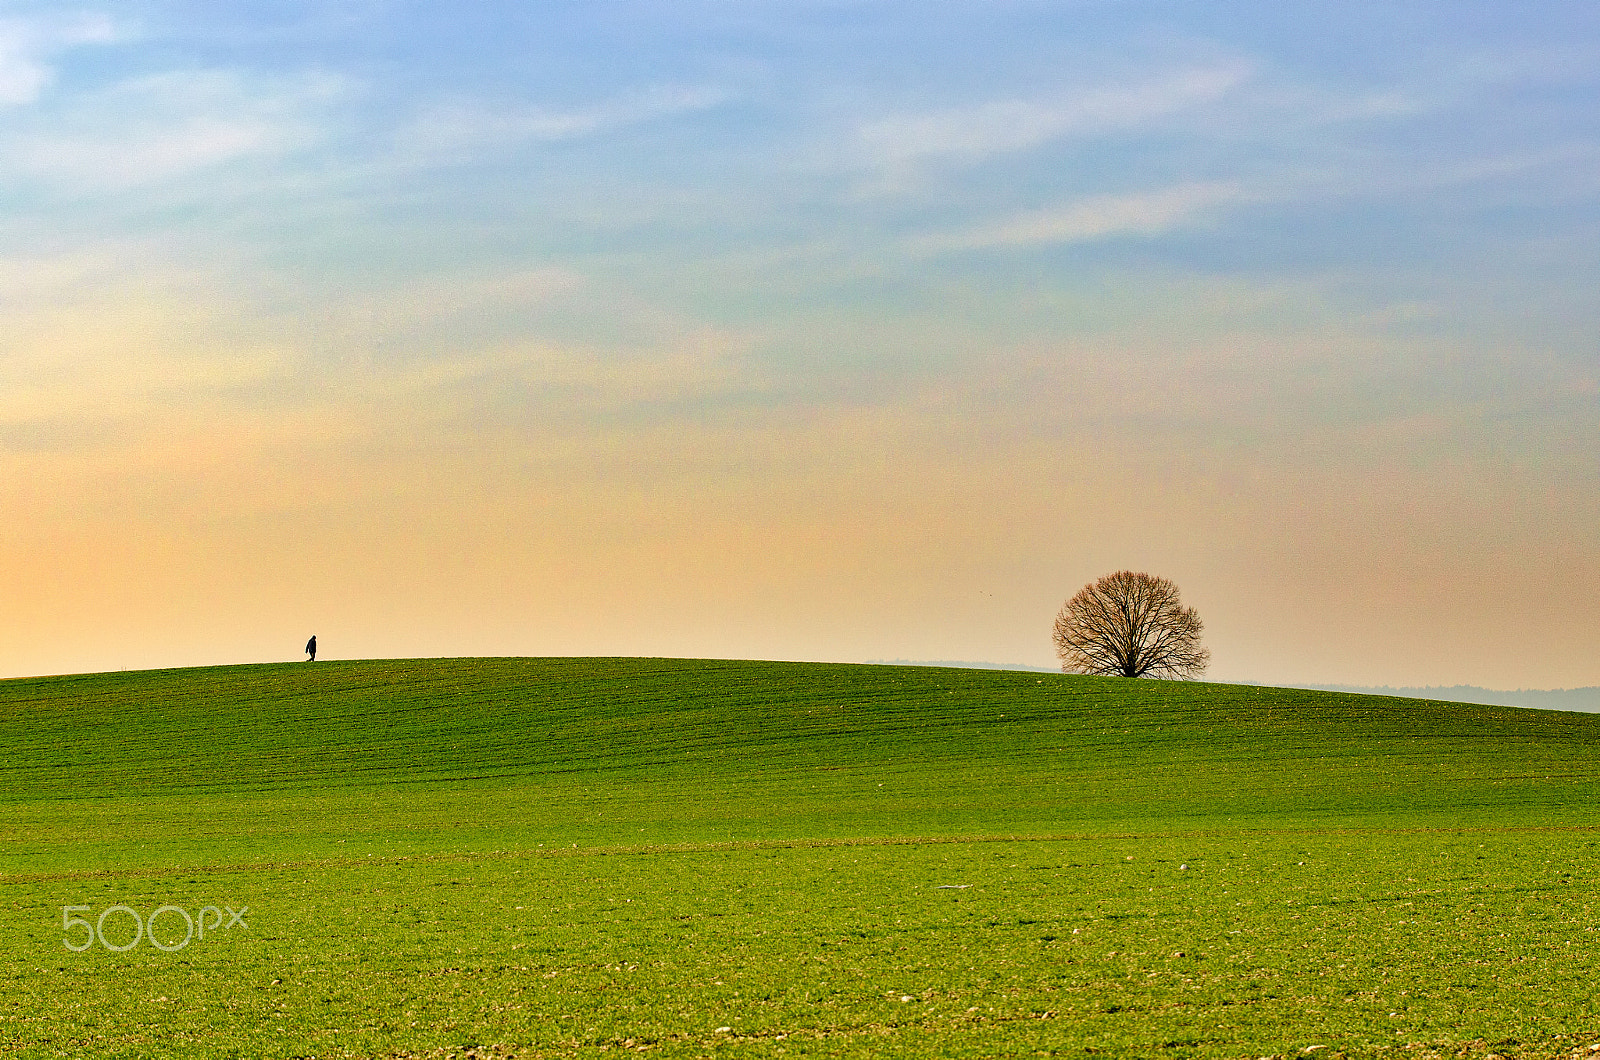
0;11;118;107
4;68;344;189
395;85;727;164
910;181;1246;253
857;64;1249;171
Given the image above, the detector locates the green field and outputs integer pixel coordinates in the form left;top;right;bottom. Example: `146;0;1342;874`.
2;657;1598;1058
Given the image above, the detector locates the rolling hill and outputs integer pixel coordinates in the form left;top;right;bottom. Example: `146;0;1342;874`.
3;659;1598;1058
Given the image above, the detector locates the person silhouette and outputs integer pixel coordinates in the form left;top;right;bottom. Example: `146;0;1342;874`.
305;635;317;662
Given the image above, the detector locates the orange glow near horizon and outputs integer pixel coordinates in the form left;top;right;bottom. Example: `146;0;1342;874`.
4;267;1595;689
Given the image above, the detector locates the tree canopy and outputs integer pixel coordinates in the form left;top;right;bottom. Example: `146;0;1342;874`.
1052;571;1209;679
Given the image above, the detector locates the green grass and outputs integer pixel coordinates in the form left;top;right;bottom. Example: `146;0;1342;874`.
2;657;1598;1058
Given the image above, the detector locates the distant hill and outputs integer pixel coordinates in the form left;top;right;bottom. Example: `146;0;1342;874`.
874;663;1600;714
1300;683;1600;714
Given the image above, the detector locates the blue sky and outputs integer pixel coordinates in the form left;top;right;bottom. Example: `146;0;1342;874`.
2;1;1597;686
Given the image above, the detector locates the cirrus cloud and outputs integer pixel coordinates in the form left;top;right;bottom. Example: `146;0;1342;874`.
0;11;118;107
910;181;1247;253
395;85;728;165
3;68;346;190
857;64;1251;171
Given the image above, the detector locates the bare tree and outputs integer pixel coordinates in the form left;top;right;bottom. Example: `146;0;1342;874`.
1052;571;1209;679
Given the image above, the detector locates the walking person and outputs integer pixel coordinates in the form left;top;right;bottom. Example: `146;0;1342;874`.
305;635;317;662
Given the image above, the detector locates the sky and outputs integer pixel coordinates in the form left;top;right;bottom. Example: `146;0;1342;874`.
1;0;1597;688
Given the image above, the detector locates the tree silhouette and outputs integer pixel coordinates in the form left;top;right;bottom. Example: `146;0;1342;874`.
1052;571;1209;679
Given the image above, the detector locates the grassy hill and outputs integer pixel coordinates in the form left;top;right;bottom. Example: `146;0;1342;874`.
2;658;1598;1058
4;657;1598;839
